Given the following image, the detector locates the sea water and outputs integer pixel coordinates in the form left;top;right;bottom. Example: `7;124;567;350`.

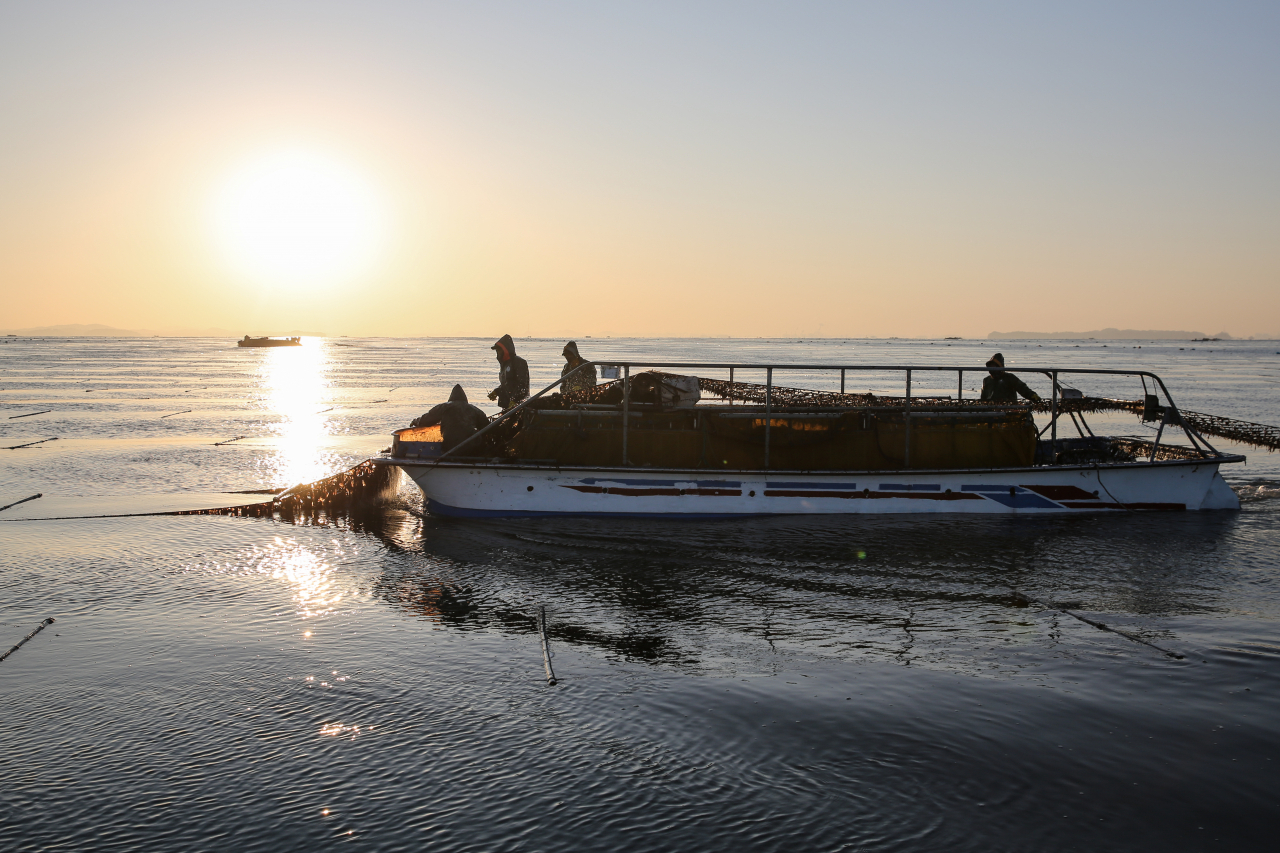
1;337;1278;851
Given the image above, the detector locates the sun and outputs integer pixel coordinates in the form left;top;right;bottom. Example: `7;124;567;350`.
212;149;386;286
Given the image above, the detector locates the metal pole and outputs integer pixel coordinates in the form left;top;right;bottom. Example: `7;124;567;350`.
1;617;54;663
1150;374;1218;457
622;365;630;466
1067;409;1087;438
538;606;556;686
1149;412;1167;461
840;368;845;395
904;369;912;469
729;367;734;406
764;367;773;469
957;369;963;401
1050;370;1059;462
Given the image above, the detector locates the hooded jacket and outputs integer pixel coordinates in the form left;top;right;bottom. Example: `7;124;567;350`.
560;340;597;398
490;334;530;410
411;384;490;451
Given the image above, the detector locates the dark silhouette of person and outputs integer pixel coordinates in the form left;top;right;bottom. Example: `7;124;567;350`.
560;341;597;397
411;385;490;451
980;353;1041;402
487;334;530;410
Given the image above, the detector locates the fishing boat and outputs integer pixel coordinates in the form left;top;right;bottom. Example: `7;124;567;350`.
237;335;301;347
376;361;1268;517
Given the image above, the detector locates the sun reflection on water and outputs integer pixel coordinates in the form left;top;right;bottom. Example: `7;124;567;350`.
258;341;334;486
262;536;341;618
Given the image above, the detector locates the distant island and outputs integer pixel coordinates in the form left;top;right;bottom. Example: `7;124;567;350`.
0;323;324;337
0;323;237;337
988;328;1233;341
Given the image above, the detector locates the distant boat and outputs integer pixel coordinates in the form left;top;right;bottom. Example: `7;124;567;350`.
237;336;301;348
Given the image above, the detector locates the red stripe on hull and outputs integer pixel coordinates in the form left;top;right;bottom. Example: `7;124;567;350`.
763;490;986;500
1024;484;1099;500
563;485;742;497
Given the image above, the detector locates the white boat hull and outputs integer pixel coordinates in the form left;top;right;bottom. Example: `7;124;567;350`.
385;458;1241;518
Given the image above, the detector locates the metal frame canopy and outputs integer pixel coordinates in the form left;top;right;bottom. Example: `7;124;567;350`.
429;361;1220;469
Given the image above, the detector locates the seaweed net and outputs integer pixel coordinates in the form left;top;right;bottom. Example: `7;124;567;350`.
698;376;892;408
1110;438;1208;462
1032;397;1280;452
697;374;1013;410
1176;411;1280;451
545;371;1280;452
179;460;400;521
694;375;1280;452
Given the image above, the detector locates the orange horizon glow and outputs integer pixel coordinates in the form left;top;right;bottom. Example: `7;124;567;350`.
1;5;1277;339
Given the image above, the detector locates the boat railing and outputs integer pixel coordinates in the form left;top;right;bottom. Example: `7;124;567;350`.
429;361;1219;469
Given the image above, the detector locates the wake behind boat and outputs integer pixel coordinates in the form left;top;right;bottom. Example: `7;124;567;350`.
377;360;1254;517
237;335;301;347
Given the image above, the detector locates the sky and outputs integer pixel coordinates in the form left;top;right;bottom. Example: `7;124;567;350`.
1;1;1278;338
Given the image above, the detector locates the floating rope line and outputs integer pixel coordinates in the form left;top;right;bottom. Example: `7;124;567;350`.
1013;592;1183;659
8;410;51;419
5;437;57;450
159;410;192;419
1;618;55;663
213;435;248;446
0;493;41;513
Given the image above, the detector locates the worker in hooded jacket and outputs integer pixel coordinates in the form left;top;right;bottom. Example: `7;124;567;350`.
488;334;530;410
980;353;1041;402
560;341;597;397
411;385;491;452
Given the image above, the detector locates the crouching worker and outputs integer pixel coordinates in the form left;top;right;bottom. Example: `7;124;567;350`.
980;353;1041;402
560;340;597;397
411;385;490;452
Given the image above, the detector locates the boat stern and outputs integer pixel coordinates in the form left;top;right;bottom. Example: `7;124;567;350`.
1199;469;1241;510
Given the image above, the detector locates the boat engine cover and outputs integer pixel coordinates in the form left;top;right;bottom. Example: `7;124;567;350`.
658;375;701;408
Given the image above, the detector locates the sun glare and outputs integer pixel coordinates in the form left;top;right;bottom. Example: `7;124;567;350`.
213;150;385;286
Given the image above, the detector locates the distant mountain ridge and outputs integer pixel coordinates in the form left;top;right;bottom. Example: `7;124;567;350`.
988;328;1232;341
1;323;325;337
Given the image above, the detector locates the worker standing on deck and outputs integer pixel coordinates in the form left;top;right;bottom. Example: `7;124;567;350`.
981;353;1041;402
411;385;490;451
488;334;530;410
560;341;597;397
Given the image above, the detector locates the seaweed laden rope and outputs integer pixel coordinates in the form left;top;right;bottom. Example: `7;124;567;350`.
689;375;1280;453
0;461;401;523
179;460;401;520
524;367;1280;455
